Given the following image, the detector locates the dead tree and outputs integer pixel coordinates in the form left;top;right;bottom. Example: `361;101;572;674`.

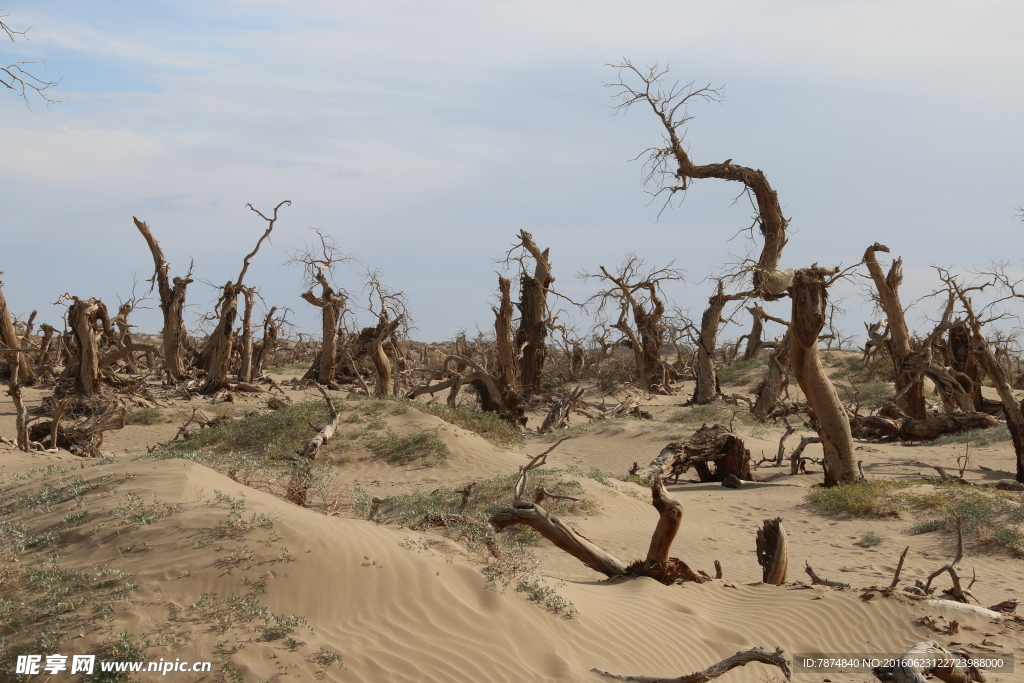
693;281;747;404
753;329;791;419
237;287;257;383
941;269;1024;483
251;307;281;378
5;355;29;450
491;472;704;583
363;271;408;397
201;201;289;394
292;230;350;387
790;268;858;486
585;256;683;394
864;244;926;418
133;217;194;381
0;278;36;384
66;297;113;396
506;230;554;401
608;62;857;484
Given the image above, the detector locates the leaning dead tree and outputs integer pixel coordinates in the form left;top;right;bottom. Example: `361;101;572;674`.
631;425;752;483
506;230;554;401
363;271;408;397
585;255;683;394
201;200;289;394
608;61;858;483
133;217;194;381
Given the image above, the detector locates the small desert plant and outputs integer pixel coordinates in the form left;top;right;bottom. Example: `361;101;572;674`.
804;479;911;517
410;401;524;448
124;407;163;425
929;424;1011;447
367;429;449;466
857;530;885;547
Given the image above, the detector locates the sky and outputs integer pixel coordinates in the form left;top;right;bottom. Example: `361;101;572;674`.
2;1;1022;345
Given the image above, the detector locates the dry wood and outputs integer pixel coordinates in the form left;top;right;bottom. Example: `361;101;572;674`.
753;331;791;419
851;412;997;441
491;502;629;577
252;307;279;378
510;230;553;401
873;641;986;683
774;417;796;466
678;425;752;483
592;646;792;682
301;383;344;460
644;477;684;570
756;518;787;585
923;517;972;603
371;317;402;396
789;435;823;474
133;217;193;381
67;297;114;395
804;560;849;588
693;281;747;404
789;268;857;485
538;385;585;434
6;360;29;451
889;545;910;591
0;281;37;385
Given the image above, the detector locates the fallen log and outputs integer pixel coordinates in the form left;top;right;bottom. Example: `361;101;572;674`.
871;640;986;683
851;412;998;441
593;647;792;682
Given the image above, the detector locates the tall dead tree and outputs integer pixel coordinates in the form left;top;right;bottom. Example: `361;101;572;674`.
292;229;350;387
0;278;36;384
609;61;858;484
586;256;682;394
507;230;554;401
201;200;290;394
864;244;926;419
66;297;113;396
133;217;194;381
237;286;257;383
251;307;281;379
364;271;408;397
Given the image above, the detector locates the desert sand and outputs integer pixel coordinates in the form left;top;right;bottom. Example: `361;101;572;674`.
2;361;1023;683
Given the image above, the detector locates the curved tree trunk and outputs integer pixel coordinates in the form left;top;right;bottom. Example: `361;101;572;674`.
742;304;766;361
201;282;240;394
371;317;401;396
301;275;345;386
753;331;791;419
494;275;517;388
133;217;193;381
864;244;926;419
789;269;857;486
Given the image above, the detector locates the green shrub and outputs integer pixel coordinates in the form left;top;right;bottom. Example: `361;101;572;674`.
124;408;162;425
367;429;449;467
411;402;524;448
804;479;911;517
929;425;1011;447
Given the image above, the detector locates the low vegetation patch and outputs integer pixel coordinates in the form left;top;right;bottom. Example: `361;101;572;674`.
807;479;1024;554
718;355;770;386
367;429;449;467
929;424;1011;447
410;402;524;448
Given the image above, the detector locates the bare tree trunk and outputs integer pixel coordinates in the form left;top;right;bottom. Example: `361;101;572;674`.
693;282;728;404
948;322;983;407
864;244;926;419
742;304;766;361
494;275;517;388
644;478;683;570
371;317;401;397
133;217;193;381
0;282;36;384
67;298;112;395
6;360;29;451
238;287;256;383
789;269;857;486
753;331;791;418
756;517;788;584
252;307;279;378
970;331;1024;483
38;323;55;366
513;231;553;401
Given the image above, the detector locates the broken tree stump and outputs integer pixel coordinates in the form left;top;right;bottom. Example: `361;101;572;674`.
756;518;788;585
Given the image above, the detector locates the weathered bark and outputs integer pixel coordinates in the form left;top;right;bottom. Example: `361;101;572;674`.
301;269;345;385
370;317;401;396
789;269;857;486
494;275;517;388
133;217;193;381
67;298;113;395
593;647;792;683
644;478;683;570
851;412;998;441
38;323;56;366
693;282;729;405
6;360;29;451
753;331;791;419
637;427;752;483
490;502;629;577
742;304;767;361
538;385;584;434
599;264;673;394
0;282;36;384
864;244;926;419
970;336;1024;483
755;517;787;585
948;322;983;407
789;435;823;474
513;230;553;401
238;287;256;383
252;307;279;378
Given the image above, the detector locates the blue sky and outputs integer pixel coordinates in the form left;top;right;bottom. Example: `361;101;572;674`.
2;1;1022;342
